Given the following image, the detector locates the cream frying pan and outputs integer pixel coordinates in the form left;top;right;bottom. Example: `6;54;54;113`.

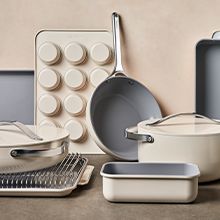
0;121;69;173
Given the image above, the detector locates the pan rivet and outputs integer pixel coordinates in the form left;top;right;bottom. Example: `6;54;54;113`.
128;81;134;85
11;150;17;157
147;136;154;143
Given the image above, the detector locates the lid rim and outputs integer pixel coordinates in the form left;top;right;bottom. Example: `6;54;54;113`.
138;118;220;136
0;125;69;148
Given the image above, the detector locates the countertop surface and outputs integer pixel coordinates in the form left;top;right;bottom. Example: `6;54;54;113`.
0;154;220;220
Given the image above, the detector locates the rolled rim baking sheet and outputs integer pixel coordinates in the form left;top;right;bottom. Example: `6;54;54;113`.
196;34;220;119
0;70;34;124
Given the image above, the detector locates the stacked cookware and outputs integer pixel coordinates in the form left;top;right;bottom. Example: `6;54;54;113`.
0;121;91;196
89;13;220;203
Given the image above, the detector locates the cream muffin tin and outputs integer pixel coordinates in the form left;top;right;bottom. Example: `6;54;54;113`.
35;30;114;153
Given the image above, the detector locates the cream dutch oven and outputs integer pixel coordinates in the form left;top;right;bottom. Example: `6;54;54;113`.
125;112;220;182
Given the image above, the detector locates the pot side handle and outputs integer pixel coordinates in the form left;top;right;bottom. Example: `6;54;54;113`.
146;112;220;126
125;126;154;143
10;141;68;158
0;121;43;141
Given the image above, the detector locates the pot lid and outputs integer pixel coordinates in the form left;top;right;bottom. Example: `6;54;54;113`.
0;125;69;147
138;113;220;136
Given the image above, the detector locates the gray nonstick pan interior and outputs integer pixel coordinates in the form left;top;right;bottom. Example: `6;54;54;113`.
90;76;161;161
196;40;220;119
101;162;199;177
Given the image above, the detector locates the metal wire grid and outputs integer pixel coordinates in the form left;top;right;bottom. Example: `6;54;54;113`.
0;153;86;189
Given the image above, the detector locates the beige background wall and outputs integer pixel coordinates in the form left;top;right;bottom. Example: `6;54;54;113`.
0;0;218;114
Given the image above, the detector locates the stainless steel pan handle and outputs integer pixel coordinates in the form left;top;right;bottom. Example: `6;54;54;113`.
125;126;154;143
10;142;67;158
145;112;220;126
111;12;126;76
0;121;43;141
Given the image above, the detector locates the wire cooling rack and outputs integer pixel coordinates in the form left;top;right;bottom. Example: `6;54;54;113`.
0;153;88;197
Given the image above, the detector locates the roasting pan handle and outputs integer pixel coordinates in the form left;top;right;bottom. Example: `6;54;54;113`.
212;31;220;40
0;121;43;141
145;112;220;126
125;126;154;143
10;142;67;158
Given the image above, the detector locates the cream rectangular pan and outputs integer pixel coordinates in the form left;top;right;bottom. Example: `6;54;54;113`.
196;36;220;119
100;162;200;203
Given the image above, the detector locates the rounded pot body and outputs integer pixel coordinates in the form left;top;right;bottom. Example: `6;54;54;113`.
135;114;220;183
138;132;220;182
